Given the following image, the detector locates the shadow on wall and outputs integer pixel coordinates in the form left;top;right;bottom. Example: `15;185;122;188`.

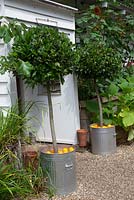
23;74;79;144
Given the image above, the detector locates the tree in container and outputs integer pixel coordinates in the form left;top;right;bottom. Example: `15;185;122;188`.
75;42;122;127
0;24;76;153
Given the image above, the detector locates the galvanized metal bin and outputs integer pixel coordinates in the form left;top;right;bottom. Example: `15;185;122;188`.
40;150;76;196
90;125;116;155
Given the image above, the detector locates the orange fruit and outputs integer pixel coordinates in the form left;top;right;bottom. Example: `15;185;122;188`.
46;151;51;154
107;124;112;127
90;124;95;128
50;149;54;153
63;148;68;153
91;124;100;128
69;147;74;152
58;149;63;154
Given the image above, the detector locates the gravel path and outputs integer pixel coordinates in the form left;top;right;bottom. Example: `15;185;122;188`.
29;144;134;200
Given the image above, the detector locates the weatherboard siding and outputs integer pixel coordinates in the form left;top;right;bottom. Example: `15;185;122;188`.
5;0;75;30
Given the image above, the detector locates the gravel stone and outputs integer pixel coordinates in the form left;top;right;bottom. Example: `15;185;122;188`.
28;144;134;200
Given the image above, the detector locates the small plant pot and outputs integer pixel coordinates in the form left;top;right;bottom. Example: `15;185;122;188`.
23;150;38;170
77;129;88;147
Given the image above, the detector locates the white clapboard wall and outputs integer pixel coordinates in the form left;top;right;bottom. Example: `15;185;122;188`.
0;0;80;144
0;39;17;112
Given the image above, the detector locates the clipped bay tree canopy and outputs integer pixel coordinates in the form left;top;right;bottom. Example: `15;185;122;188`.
0;26;75;86
75;42;122;81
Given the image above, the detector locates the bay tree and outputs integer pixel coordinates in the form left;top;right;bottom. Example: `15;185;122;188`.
75;42;122;126
0;25;76;152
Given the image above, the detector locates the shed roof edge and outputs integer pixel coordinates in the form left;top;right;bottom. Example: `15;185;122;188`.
37;0;78;12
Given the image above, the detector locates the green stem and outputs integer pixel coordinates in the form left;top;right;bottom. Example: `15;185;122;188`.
46;82;58;153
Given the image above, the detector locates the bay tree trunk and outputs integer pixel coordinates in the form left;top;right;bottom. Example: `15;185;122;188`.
94;80;103;126
16;75;23;114
46;82;58;153
16;75;23;168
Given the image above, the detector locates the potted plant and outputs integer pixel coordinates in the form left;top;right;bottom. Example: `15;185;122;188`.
75;42;122;155
75;1;134;154
0;23;77;195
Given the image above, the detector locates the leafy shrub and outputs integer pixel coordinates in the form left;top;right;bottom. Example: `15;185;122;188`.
0;102;47;199
103;74;134;141
0;103;33;153
0;154;46;200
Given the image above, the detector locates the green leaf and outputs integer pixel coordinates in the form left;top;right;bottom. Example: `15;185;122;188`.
20;22;27;30
19;61;33;77
130;33;134;41
127;76;134;83
103;118;113;125
128;129;134;141
0;26;6;38
130;51;134;58
3;29;11;43
118;80;128;90
86;99;99;113
119;108;129;117
122;111;134;127
108;83;119;96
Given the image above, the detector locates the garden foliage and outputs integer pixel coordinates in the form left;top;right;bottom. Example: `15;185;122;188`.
0;103;46;199
103;71;134;141
75;0;134;126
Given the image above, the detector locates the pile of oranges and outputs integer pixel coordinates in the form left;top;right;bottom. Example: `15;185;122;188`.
90;124;113;128
46;146;74;154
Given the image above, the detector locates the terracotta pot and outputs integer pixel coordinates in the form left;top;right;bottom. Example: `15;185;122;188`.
77;129;88;147
23;150;38;170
